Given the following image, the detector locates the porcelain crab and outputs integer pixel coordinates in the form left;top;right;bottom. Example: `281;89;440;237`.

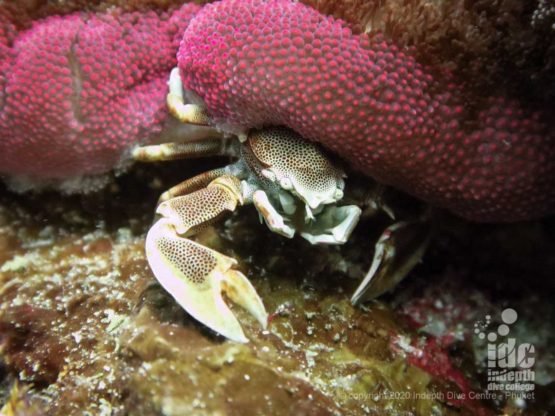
133;68;430;342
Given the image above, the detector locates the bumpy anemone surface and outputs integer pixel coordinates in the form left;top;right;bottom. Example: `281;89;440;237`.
178;0;555;222
0;4;200;184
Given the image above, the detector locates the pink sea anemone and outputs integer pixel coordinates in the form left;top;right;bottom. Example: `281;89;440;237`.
177;0;555;222
0;4;200;191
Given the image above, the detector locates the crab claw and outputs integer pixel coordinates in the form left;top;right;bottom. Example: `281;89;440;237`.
145;218;268;343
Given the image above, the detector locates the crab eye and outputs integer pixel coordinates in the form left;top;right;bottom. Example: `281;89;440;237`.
247;127;346;209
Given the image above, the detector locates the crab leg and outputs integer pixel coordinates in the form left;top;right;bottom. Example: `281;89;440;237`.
157;167;229;204
133;140;238;205
167;67;211;126
351;220;432;303
146;176;268;342
132;138;235;163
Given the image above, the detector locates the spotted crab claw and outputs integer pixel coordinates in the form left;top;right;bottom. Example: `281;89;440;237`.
135;67;366;341
145;176;268;343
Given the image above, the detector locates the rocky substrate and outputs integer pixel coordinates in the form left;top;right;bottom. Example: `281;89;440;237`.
0;164;554;415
